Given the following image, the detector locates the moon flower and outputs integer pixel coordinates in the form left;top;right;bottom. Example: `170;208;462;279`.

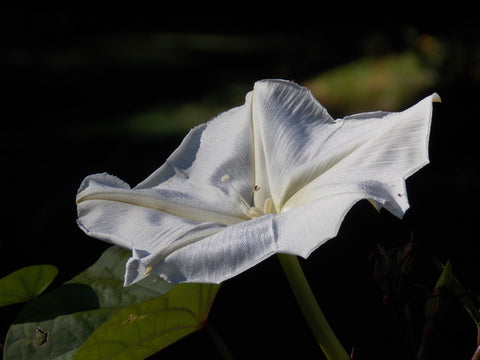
76;79;440;286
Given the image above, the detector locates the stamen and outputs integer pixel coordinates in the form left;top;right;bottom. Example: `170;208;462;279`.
221;175;251;210
264;198;274;214
221;175;273;219
243;206;265;218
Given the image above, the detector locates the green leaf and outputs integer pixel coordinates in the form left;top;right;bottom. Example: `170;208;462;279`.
3;246;175;360
73;283;220;360
447;274;480;329
434;260;453;290
0;265;58;307
435;259;480;328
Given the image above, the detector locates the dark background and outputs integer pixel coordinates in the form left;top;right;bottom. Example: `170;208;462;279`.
1;7;479;359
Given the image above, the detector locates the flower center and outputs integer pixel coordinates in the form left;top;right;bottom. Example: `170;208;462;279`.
221;175;274;218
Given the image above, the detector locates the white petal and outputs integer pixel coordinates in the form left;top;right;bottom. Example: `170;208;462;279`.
77;95;256;225
252;80;436;219
135;214;278;284
137;191;373;284
77;173;244;226
77;194;227;284
134;96;255;220
251;79;336;210
276;192;370;258
283;93;438;218
76;95;257;285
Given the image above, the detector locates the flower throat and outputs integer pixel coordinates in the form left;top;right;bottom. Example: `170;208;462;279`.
221;175;274;218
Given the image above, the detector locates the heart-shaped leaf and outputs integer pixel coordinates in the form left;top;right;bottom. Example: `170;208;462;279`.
73;283;220;360
0;265;58;307
3;246;175;360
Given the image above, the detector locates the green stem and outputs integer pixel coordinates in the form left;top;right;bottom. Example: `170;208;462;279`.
278;254;350;360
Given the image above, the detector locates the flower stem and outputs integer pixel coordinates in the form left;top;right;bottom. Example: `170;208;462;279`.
278;254;350;360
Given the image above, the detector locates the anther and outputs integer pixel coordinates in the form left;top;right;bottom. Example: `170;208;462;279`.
264;198;273;214
243;207;265;218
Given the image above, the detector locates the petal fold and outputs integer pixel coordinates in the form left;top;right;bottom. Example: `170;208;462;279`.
251;79;336;210
251;80;437;219
282;92;438;218
133;215;278;284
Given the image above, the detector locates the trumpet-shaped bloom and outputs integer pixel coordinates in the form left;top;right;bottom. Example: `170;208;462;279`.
76;79;439;286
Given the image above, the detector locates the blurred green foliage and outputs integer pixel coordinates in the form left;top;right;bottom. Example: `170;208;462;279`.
304;52;436;116
126;51;439;136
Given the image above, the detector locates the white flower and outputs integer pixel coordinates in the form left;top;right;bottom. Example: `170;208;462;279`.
76;79;440;286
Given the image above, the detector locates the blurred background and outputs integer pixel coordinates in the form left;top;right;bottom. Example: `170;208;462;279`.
1;7;479;359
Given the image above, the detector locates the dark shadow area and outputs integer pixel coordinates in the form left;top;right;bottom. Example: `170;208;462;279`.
1;7;479;360
14;284;100;324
